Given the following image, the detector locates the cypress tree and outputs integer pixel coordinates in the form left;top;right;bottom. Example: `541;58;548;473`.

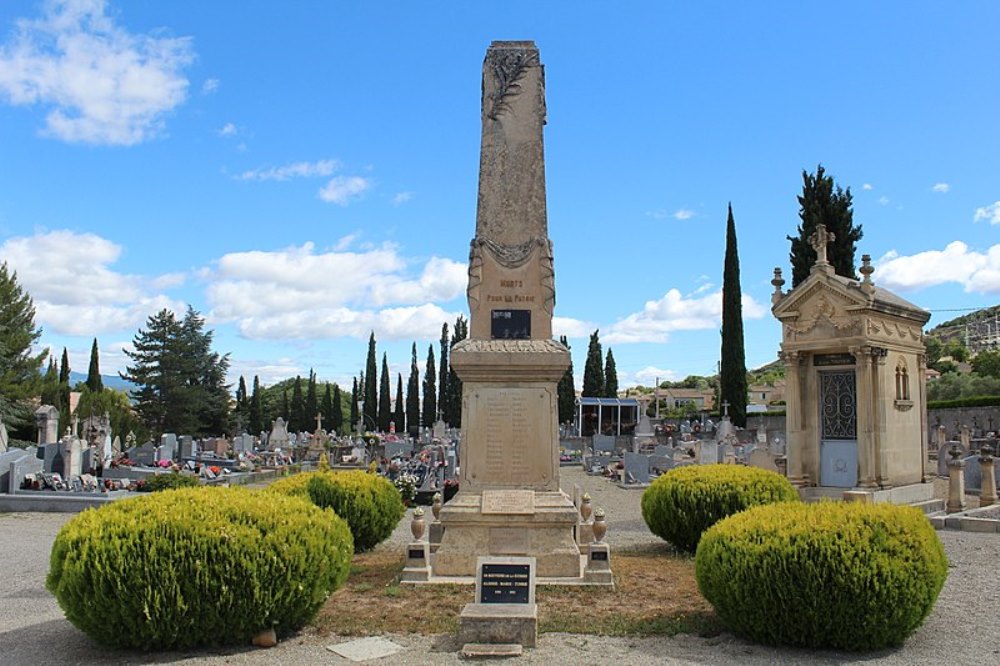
349;378;359;432
281;389;289;421
582;330;604;398
364;332;377;430
721;203;748;427
378;353;392;432
787;164;864;287
249;376;262;434
321;383;333;432
305;369;318;428
58;346;71;433
394;373;405;432
557;336;576;424
438;323;449;421
443;315;468;427
86;338;103;392
423;345;437;427
406;343;420;432
41;356;60;407
604;349;619;398
290;376;305;432
331;384;344;434
234;375;248;432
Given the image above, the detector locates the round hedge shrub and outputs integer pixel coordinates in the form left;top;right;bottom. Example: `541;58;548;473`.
695;501;948;650
47;486;353;650
140;472;200;492
641;464;798;553
267;470;405;552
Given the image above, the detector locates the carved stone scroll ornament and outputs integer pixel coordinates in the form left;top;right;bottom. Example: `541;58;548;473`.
540;238;555;316
466;236;554;314
466;239;484;312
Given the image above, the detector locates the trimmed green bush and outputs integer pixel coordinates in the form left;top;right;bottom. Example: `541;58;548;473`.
641;464;798;553
267;470;405;552
47;486;353;650
696;501;948;650
139;472;200;492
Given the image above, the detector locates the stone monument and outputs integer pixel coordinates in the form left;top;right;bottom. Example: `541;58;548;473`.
432;41;586;581
771;234;934;504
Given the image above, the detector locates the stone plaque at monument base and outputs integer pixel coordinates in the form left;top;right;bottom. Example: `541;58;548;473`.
428;41;596;583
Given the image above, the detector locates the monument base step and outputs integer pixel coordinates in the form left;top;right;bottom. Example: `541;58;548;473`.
460;643;523;658
458;602;537;648
799;481;935;505
401;554;612;587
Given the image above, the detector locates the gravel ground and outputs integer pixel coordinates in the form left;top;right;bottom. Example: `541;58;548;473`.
1;469;997;665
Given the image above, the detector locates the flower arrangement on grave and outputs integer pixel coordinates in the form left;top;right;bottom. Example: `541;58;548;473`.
443;477;460;502
394;472;419;504
696;501;948;650
47;486;353;650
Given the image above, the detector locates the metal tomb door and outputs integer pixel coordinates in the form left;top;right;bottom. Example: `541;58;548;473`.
819;370;858;487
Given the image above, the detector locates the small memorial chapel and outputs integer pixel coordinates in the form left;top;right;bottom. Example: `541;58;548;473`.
771;224;934;503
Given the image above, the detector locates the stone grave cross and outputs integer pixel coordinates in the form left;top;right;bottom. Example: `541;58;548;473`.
808;223;835;266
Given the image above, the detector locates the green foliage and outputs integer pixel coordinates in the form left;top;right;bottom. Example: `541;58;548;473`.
603;349;618;397
641;464;798;553
85;338;103;392
695;501;948;650
443;315;467;428
557;336;576;424
121;307;231;437
927;395;1000;409
971;350;1000;378
406;343;420;430
140;472;200;492
787;164;863;287
378;353;392;432
720;204;748;427
438;323;449;424
364;332;378;429
582;330;604;398
76;386;147;445
926;372;1000;402
393;374;405;433
46;487;353;650
267;470;405;552
422;345;437;427
0;262;47;431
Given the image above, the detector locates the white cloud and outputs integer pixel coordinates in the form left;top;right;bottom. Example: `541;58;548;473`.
206;242;467;340
644;209;694;221
393;191;414;206
319;176;371;205
218;122;237;137
673;209;694;220
878;196;890;206
633;366;679;386
0;0;194;145
862;183;873;191
239;159;338;182
552;316;597;339
602;288;767;344
973;201;1000;225
875;241;1000;293
1;230;185;335
931;183;950;193
227;357;303;387
201;78;219;94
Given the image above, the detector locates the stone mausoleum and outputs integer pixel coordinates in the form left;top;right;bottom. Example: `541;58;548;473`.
771;225;934;503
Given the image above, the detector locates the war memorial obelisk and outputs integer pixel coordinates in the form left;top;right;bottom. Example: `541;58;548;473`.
432;41;582;579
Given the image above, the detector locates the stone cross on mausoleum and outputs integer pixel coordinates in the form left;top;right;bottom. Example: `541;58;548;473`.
808;223;835;267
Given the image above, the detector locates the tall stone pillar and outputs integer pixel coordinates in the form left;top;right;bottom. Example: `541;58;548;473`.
782;351;807;486
433;42;583;580
852;346;877;488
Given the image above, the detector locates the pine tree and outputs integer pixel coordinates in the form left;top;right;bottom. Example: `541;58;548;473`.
394;373;405;432
85;338;103;392
557;336;576;424
0;262;47;430
582;330;605;398
249;376;263;434
423;345;437;427
438;323;449;422
290;376;305;432
349;377;359;432
178;307;231;435
443;315;467;427
378;353;392;432
603;349;618;398
788;164;864;287
331;384;344;434
406;343;420;432
364;332;377;430
721;203;748;427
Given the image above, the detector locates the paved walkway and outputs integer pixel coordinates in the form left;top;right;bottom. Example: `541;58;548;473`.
1;469;997;665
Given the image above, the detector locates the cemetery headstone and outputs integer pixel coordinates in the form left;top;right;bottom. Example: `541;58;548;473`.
622;452;650;484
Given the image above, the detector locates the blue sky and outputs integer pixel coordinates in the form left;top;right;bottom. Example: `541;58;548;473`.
2;0;998;392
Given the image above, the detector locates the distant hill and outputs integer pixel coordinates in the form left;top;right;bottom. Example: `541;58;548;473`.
927;304;1000;344
68;371;136;393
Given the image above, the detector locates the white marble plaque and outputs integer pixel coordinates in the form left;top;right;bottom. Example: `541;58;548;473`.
481;489;535;514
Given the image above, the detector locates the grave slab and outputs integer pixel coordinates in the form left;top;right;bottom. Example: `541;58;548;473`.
325;636;405;662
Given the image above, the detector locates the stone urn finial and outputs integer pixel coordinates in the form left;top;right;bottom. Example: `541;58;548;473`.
981;443;995;460
431;492;443;521
592;507;607;543
949;443;963;461
411;507;426;541
580;493;593;522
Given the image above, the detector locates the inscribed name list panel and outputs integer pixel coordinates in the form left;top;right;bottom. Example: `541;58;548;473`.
465;387;553;489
